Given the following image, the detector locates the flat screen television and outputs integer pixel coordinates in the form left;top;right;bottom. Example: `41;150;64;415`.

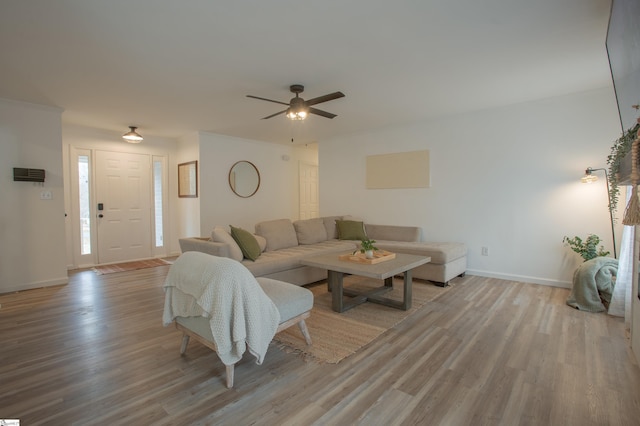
606;0;640;133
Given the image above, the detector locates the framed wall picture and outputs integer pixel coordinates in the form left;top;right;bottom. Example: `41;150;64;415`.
178;161;198;198
366;150;430;189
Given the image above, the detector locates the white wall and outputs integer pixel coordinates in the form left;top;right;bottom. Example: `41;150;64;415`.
0;98;67;293
198;132;298;233
62;124;180;266
320;87;622;287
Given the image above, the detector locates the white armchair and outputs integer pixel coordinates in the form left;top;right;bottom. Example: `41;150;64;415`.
163;252;313;388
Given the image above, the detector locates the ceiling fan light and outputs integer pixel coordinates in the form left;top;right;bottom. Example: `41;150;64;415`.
122;126;143;143
286;108;307;121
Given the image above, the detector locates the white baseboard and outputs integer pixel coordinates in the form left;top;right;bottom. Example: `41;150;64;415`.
466;269;572;289
3;276;69;294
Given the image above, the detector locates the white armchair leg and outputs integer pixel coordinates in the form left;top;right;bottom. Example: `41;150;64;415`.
225;364;235;388
298;319;312;345
180;334;190;354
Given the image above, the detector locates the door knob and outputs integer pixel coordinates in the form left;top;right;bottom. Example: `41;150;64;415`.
98;214;104;218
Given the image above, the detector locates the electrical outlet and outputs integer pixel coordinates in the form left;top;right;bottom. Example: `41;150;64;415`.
40;190;52;200
481;246;489;256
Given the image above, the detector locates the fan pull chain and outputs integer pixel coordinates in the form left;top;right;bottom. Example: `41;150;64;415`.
622;117;640;225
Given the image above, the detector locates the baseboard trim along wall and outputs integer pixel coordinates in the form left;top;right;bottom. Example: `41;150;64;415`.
2;276;69;294
466;269;571;289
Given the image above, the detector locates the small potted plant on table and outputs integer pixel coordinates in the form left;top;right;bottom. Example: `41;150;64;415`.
360;238;379;259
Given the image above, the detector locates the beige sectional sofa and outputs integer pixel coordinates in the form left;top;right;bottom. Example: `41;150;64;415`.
178;216;467;287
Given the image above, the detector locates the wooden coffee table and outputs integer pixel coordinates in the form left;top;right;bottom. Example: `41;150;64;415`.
300;252;430;313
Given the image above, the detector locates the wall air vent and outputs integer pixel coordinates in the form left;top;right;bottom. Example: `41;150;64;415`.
13;167;45;182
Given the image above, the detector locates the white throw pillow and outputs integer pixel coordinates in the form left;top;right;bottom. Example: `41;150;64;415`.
211;226;243;261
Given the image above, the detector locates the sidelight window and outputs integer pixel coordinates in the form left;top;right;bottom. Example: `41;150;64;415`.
153;159;164;247
78;155;91;255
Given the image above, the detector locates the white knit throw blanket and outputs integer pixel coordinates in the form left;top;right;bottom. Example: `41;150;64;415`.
163;252;280;366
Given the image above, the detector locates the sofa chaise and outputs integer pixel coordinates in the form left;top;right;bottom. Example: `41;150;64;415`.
179;216;467;287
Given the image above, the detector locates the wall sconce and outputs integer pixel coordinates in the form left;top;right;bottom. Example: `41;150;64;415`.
581;166;617;258
122;126;143;143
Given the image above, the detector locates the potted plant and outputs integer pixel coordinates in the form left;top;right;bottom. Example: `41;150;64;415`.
606;112;640;215
360;238;379;259
563;234;610;262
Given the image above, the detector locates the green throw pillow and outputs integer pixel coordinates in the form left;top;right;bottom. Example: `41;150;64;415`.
336;220;367;240
230;225;261;261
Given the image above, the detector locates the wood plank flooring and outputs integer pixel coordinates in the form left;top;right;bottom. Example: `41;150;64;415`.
1;266;639;425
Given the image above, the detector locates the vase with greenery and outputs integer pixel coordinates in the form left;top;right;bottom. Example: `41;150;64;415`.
359;238;379;259
562;234;610;262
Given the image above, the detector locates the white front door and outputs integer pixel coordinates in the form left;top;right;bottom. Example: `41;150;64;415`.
299;162;319;219
95;150;152;264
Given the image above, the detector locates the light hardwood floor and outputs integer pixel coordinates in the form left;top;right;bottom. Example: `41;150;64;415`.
1;265;639;425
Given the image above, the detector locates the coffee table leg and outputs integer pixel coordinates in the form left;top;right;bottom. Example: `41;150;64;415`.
403;269;413;310
328;270;344;312
384;277;393;288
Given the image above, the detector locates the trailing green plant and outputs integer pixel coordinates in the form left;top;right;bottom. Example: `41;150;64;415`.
606;121;640;216
562;234;610;262
359;238;378;253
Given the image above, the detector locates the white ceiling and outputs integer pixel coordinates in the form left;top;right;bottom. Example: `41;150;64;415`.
0;0;613;145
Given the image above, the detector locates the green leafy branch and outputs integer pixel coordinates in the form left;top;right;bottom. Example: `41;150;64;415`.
607;121;640;216
562;234;610;262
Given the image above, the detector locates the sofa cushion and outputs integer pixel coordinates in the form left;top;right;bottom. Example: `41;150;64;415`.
256;277;313;322
336;219;367;240
322;216;343;239
374;241;467;264
230;225;262;261
364;224;420;242
293;218;328;244
211;226;243;262
242;240;357;277
255;219;299;251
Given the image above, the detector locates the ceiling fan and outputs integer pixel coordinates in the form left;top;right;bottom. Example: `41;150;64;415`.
247;84;345;120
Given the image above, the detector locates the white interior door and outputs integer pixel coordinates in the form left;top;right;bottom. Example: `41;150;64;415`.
95;150;152;264
299;162;319;219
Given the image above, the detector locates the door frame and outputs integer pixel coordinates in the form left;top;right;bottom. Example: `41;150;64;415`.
68;146;168;268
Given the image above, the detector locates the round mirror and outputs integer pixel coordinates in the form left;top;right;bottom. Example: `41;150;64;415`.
229;161;260;198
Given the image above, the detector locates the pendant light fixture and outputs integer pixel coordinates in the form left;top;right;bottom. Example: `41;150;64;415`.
122;126;143;143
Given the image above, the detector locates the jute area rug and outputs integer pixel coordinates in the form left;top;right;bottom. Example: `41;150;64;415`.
93;258;173;275
273;276;453;364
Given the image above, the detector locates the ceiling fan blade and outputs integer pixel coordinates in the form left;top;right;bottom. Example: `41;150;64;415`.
246;95;290;106
305;91;345;107
308;107;337;119
262;110;287;119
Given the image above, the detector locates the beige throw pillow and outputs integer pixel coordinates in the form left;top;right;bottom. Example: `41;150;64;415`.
211;226;243;262
253;234;267;252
